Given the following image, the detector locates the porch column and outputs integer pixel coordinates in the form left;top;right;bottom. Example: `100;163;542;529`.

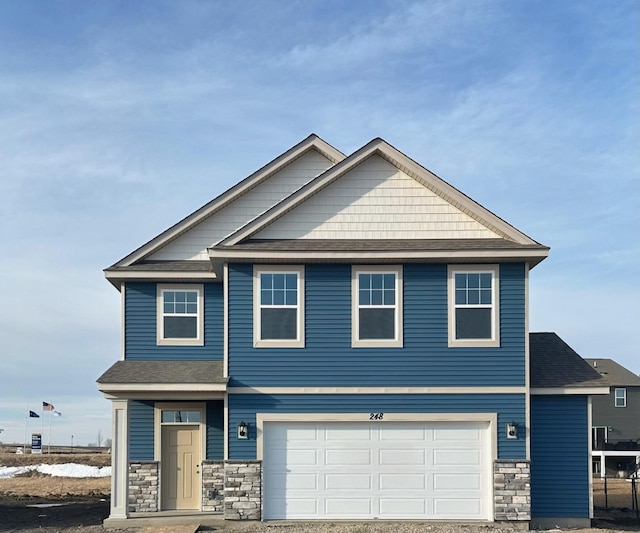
109;399;129;519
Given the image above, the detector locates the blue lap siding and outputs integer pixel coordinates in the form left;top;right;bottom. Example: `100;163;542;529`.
531;395;590;518
228;263;526;387
227;393;526;460
124;282;223;360
128;400;224;461
129;400;154;461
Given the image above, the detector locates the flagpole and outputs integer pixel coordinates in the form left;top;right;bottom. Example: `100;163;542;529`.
24;405;28;451
48;412;52;454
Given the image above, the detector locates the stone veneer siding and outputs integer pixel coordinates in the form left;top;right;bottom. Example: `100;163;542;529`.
494;460;531;522
128;462;159;513
202;460;225;512
224;460;262;520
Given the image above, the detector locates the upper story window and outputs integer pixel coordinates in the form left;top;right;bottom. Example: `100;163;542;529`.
254;266;304;348
448;265;499;348
614;388;627;407
352;266;403;348
157;284;204;346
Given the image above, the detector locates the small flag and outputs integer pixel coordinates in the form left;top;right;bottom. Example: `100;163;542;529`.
43;402;55;412
53;411;62;417
29;410;40;418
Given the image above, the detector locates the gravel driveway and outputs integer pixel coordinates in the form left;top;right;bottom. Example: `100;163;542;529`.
1;498;637;533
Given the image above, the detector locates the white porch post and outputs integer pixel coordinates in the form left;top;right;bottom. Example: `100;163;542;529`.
110;399;129;519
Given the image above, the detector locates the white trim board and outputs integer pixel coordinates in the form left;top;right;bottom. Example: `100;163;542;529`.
530;387;610;395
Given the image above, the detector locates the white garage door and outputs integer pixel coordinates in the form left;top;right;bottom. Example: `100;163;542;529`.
263;420;491;520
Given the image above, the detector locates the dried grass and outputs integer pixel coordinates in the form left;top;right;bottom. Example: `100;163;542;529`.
0;453;111;499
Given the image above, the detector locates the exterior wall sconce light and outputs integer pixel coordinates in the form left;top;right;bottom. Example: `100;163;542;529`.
507;421;518;439
237;421;248;439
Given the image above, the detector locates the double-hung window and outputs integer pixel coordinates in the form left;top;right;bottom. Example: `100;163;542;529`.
614;388;627;408
448;265;499;347
254;266;304;347
352;266;403;347
157;284;204;346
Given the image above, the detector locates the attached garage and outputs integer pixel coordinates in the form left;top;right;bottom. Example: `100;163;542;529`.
261;419;492;520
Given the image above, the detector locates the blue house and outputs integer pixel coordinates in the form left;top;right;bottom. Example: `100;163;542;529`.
98;135;607;528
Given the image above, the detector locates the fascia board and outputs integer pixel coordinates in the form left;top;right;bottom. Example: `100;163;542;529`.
97;383;228;392
208;247;550;265
103;270;218;289
530;387;610;395
220;138;544;247
104;270;218;281
111;135;345;267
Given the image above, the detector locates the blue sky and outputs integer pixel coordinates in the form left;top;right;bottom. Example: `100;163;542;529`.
0;0;637;446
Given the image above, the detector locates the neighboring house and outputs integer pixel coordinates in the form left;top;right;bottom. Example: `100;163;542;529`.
584;358;640;477
98;135;608;529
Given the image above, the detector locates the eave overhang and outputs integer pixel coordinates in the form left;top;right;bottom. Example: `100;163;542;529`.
208;243;550;277
104;269;218;289
98;382;227;400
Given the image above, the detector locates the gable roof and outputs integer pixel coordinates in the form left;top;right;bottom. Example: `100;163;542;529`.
530;332;609;392
217;138;543;247
584;358;640;386
106;135;550;285
109;134;345;269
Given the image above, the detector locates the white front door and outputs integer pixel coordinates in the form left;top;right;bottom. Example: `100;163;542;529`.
262;420;491;520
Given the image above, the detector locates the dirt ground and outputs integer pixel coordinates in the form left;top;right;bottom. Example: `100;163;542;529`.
1;454;639;532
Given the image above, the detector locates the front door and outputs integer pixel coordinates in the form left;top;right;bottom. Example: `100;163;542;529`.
161;425;200;510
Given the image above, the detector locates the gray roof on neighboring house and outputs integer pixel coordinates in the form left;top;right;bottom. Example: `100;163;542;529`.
584;358;640;387
530;332;608;389
97;360;226;384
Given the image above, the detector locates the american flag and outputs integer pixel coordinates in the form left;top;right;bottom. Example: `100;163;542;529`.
43;402;55;412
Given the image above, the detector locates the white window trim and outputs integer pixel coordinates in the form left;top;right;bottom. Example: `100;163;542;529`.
614;387;627;408
352;265;403;348
448;265;500;348
253;265;305;348
156;284;204;346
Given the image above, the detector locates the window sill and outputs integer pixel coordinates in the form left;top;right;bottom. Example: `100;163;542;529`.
448;338;500;348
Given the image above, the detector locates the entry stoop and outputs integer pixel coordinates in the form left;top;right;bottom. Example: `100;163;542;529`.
103;511;224;530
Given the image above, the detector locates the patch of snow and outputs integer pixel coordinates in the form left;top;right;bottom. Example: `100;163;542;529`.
0;463;111;479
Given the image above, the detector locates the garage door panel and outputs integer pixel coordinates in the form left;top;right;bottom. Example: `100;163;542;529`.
433;426;482;441
266;472;318;490
434;448;481;466
434;473;481;490
325;498;372;516
378;425;426;441
379;498;427;516
325;473;372;490
283;498;318;517
263;420;490;520
325;426;372;441
434;498;482;516
379;448;425;465
325;448;371;466
379;473;425;490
